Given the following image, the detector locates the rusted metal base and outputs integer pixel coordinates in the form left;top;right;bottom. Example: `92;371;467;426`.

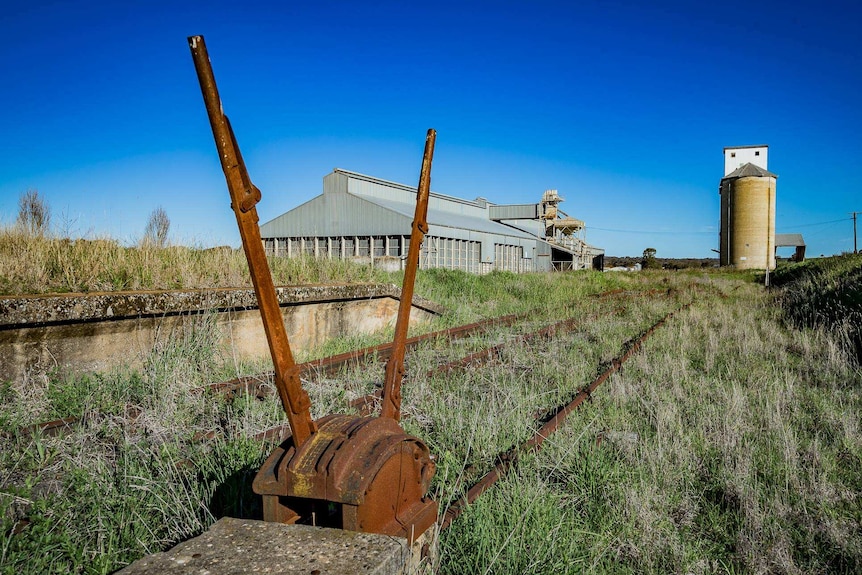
253;414;437;543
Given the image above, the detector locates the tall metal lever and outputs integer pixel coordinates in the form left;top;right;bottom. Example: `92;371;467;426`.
380;129;436;421
188;35;317;446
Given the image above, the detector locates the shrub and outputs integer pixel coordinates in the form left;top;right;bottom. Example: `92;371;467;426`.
16;189;50;236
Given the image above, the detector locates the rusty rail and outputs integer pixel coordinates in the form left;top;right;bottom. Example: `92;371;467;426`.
593;287;672;299
427;309;623;377
18;301;681;495
16;416;80;438
439;305;689;530
10;312;530;439
351;309;624;416
196;311;530;399
10;301;690;538
204;284;658;400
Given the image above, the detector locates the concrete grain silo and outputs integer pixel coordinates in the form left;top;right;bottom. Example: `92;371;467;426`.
719;161;778;270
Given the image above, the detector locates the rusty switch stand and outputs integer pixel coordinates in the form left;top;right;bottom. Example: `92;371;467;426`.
189;35;437;543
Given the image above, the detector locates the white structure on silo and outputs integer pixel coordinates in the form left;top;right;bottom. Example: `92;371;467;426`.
723;145;768;176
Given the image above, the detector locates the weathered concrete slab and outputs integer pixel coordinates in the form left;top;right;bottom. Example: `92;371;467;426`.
0;284;443;382
116;517;412;575
0;284;442;326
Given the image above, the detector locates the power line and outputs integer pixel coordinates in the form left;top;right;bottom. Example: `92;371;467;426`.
777;217;851;230
589;217;852;237
587;226;714;235
800;222;845;239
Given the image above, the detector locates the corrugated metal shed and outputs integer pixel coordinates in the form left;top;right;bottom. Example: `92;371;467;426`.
775;233;806;262
259;190;413;237
259;169;603;272
365;196;537;240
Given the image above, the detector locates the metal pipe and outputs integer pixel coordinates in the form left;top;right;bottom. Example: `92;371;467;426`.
380;129;436;421
188;35;316;446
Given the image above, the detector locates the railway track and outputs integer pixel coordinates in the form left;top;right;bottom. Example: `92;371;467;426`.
439;305;687;529
195;310;530;400
232;302;687;528
7;287;689;536
11;311;531;439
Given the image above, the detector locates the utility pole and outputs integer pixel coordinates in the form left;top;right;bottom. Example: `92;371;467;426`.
851;212;859;254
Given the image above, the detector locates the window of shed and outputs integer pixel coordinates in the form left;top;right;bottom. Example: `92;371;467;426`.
755;151;760;156
730;152;736;158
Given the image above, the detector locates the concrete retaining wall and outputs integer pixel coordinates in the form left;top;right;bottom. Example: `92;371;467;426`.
0;284;441;382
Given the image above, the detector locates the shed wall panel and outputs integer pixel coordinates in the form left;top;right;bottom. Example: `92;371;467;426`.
489;204;540;220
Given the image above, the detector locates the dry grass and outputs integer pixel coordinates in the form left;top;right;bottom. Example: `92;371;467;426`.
0;227;386;295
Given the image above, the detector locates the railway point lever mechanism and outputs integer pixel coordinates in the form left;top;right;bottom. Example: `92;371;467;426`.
188;35;438;543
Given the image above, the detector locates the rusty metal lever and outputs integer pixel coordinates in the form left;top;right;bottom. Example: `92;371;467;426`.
379;129;436;421
188;35;317;446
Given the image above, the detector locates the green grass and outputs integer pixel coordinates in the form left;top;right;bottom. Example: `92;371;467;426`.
772;252;862;362
0;316;273;574
430;277;861;574
2;262;860;574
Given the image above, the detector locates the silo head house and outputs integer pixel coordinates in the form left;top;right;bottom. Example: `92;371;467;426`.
719;145;778;270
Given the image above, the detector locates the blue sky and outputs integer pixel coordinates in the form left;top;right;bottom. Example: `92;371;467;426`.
1;0;860;257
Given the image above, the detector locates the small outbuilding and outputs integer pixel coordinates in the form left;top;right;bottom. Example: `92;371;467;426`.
775;233;806;262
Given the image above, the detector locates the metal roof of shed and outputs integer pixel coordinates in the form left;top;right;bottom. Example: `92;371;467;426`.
352;194;537;240
260;169;541;241
336;168;481;207
775;233;805;247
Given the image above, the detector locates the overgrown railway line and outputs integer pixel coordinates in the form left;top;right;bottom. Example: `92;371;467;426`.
439;304;687;530
8;287;691;539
